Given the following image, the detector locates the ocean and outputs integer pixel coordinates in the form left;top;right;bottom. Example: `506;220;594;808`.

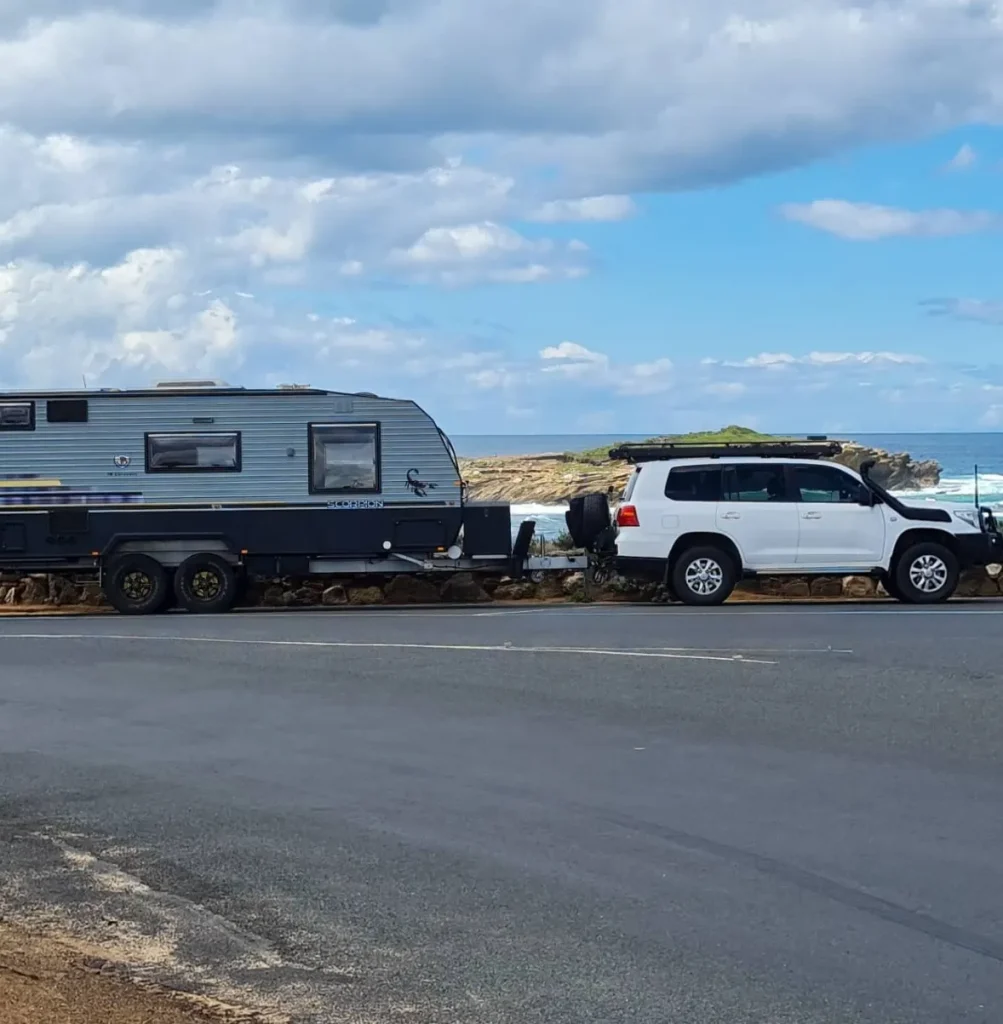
453;433;1003;541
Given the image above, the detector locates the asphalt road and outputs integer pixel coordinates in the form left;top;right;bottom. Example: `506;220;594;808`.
1;603;1002;1023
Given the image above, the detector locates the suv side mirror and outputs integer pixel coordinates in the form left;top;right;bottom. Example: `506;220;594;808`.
857;487;875;507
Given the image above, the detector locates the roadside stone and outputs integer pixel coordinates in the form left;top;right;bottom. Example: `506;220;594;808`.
494;580;537;601
347;585;384;606
21;576;48;605
321;584;348;606
810;577;844;598
439;572;491;603
987;563;1002;578
47;576;79;606
533;575;565;599
384;575;440;604
956;569;999;598
734;578;761;594
842;576;877;599
562;572;585;595
79;582;106;607
780;579;811;598
4;585;18;604
260;585;286;607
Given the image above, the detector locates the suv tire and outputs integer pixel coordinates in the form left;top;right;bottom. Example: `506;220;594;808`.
671;545;736;606
892;541;959;604
880;573;903;601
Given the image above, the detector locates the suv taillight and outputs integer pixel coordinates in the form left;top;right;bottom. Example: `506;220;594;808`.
616;504;639;528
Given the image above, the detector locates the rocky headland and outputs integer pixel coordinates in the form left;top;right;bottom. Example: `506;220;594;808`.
459;429;941;505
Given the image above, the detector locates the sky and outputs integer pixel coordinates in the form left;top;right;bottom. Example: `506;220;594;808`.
2;1;1003;434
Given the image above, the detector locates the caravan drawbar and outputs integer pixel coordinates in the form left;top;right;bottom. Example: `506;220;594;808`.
0;381;605;614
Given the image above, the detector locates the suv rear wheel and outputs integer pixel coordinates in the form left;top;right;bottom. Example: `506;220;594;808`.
893;542;959;604
671;545;736;606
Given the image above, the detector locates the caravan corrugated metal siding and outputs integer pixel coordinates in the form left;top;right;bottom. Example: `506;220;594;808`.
0;390;461;506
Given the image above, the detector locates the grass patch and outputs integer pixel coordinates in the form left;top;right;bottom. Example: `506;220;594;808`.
569;425;788;462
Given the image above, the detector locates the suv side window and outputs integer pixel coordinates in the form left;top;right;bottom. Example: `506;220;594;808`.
664;465;722;502
723;465;790;502
793;465;862;503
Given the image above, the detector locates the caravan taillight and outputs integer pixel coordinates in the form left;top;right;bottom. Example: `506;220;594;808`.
616;504;639;528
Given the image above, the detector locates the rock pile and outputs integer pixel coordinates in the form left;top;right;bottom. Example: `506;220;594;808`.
1;566;1001;611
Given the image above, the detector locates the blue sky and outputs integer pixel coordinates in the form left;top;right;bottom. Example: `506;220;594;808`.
0;2;1002;434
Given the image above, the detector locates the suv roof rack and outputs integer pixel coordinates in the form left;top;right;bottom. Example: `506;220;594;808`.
608;439;843;464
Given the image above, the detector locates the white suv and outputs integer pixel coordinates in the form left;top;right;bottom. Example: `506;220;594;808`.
610;442;1002;605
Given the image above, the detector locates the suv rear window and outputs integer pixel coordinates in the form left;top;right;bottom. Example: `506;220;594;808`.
665;465;722;501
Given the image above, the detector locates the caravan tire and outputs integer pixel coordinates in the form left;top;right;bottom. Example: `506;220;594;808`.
104;553;172;616
174;553;238;614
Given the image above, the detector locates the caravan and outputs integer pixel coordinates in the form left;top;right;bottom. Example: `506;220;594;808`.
0;381;597;614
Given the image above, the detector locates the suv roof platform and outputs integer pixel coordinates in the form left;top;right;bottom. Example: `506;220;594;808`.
608;439;844;464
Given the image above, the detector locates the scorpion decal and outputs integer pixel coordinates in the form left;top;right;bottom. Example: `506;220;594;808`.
405;468;438;498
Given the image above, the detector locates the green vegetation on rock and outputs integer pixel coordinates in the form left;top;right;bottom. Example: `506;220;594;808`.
458;426;941;504
571;425;787;463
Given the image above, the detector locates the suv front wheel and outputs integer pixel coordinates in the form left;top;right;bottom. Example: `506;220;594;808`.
671;545;737;606
892;541;959;604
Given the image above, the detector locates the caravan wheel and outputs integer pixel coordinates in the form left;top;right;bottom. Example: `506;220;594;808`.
174;553;238;614
104;554;171;615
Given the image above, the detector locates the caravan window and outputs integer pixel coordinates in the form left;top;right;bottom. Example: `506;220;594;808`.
146;431;241;472
0;402;34;430
309;423;380;493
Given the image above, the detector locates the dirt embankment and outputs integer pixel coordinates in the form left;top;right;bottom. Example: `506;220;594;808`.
459;441;942;505
0;923;247;1024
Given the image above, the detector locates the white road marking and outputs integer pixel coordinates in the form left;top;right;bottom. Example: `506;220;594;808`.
632;646;854;654
235;603;1003;620
0;632;778;665
531;606;1003;617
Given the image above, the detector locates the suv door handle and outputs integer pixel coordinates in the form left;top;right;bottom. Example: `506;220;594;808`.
721;511;741;520
802;511;823;519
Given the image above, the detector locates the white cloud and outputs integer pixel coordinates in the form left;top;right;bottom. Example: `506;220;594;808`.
980;405;1003;427
537;341;672;395
719;350;927;369
944;143;977;171
0;1;996;197
780;200;1002;241
0;2;1001;430
703;381;747;397
922;297;1003;325
0;247;242;387
386;221;588;285
540;341;608;365
529;195;636;223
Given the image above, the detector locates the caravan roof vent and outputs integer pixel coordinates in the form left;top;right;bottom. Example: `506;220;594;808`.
153;379;236;389
276;383;312;390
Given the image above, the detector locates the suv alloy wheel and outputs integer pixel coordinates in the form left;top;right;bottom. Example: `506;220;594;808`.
671;545;737;606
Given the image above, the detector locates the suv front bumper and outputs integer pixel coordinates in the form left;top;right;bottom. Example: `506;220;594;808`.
956;529;1003;568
